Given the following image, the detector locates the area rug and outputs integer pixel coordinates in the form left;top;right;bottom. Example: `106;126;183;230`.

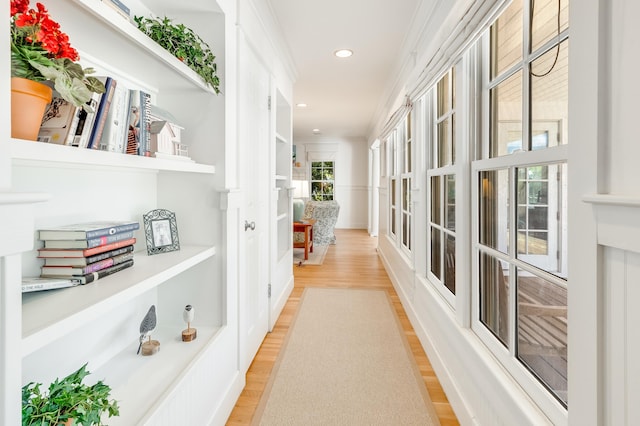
252;288;440;425
293;244;328;266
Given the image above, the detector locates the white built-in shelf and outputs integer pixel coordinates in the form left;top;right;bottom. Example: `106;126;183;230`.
275;175;287;181
276;213;287;221
10;139;215;175
96;324;224;425
22;245;216;355
275;133;287;144
54;0;220;94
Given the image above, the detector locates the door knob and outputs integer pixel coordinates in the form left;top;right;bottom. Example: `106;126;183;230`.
244;220;256;231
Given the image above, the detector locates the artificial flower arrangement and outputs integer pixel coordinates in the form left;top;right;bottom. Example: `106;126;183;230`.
10;0;105;110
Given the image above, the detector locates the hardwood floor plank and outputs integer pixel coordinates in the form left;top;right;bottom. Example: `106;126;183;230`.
226;229;459;425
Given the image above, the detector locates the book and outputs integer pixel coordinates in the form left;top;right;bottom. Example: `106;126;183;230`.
42;245;135;265
38;238;137;258
41;251;134;275
37;96;79;145
72;90;103;148
22;277;82;293
41;258;134;284
87;77;116;149
126;89;152;156
38;220;140;240
99;80;130;153
43;230;136;249
101;0;130;20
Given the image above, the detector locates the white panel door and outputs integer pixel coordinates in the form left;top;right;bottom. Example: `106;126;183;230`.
238;34;271;372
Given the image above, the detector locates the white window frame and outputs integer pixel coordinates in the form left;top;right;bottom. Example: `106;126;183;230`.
470;3;570;420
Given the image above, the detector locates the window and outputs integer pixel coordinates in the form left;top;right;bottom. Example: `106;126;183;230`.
477;0;569;406
310;161;334;201
388;131;397;238
401;113;412;251
428;68;457;296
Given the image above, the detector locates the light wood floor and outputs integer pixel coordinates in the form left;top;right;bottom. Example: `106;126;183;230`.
226;229;459;425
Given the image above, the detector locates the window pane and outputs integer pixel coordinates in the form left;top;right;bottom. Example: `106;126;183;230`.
490;0;523;78
403;213;410;248
444;234;456;294
437;72;450;117
532;41;568;146
437;118;451;167
517;269;567;406
431;227;441;279
479;252;510;346
431;176;441;225
451;113;456;165
531;0;570;52
479;169;510;254
402;178;409;210
391;178;396;206
491;71;523;157
445;174;456;231
516;163;567;277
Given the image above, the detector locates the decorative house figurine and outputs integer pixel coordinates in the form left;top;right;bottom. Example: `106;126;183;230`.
137;305;160;356
182;304;197;342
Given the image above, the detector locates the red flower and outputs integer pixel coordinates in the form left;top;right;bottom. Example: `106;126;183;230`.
10;0;30;16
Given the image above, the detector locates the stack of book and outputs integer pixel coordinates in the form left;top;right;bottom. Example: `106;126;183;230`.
36;76;153;157
34;221;139;289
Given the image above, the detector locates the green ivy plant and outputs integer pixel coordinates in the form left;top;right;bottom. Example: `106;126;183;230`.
134;15;220;94
22;363;120;426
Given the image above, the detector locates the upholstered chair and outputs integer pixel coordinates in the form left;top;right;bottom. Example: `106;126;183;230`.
293;200;340;245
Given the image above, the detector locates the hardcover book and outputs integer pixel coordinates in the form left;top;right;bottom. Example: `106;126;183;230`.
38;220;140;240
43;231;136;249
38;238;137;258
87;77;116;149
22;277;82;293
37;96;79;145
41;252;134;276
72;90;103;148
41;245;135;266
98;80;130;153
41;258;134;284
101;0;130;20
126;89;152;156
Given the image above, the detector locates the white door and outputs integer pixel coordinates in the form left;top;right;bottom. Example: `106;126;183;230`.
238;35;271;372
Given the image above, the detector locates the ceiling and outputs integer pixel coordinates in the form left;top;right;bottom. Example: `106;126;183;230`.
266;0;423;142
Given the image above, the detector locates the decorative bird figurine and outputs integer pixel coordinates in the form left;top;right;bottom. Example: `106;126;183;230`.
183;304;194;327
181;304;197;342
137;305;157;354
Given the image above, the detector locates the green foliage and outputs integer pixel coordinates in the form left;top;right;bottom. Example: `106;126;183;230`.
134;15;220;94
22;363;119;426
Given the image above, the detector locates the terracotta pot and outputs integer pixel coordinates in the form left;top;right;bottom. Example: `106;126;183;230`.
11;77;53;141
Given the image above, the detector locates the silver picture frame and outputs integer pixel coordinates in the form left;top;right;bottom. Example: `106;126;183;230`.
143;209;180;255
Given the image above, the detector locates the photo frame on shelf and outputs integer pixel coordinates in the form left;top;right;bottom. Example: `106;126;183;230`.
143;209;180;255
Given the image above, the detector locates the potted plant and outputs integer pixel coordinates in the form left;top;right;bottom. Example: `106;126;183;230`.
133;15;220;94
10;0;105;140
22;363;120;426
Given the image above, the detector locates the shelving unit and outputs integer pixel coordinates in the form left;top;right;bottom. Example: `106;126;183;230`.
268;89;294;330
2;0;240;424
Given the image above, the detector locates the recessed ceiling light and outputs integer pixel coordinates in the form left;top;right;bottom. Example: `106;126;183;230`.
334;49;353;58
312;128;321;134
296;103;307;108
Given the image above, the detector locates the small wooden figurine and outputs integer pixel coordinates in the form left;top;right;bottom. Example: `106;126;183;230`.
182;304;197;342
137;305;160;356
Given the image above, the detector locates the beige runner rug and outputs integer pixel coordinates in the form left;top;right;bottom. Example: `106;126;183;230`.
293;244;329;266
252;288;440;425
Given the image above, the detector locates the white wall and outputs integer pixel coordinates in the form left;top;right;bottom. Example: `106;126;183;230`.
293;138;368;229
